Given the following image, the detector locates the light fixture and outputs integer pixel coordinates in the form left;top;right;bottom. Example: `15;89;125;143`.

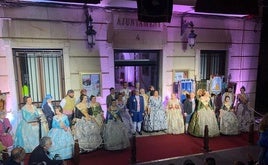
188;29;197;48
181;18;197;49
85;6;96;48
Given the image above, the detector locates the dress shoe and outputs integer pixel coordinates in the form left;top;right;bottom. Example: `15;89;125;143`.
138;131;142;135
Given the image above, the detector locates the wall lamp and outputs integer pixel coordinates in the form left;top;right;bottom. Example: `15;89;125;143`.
85;6;96;48
181;18;197;49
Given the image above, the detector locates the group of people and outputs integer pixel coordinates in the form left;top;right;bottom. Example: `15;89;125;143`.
0;82;265;164
103;83;257;138
186;86;256;137
113;83;184;135
12;95;73;164
0;97;66;164
114;83;255;138
12;88;132;163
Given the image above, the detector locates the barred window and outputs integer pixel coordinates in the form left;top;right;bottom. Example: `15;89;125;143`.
200;50;226;80
196;50;226;90
13;49;64;107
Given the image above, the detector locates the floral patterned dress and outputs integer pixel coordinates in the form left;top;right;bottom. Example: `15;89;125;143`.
236;93;254;132
143;96;167;132
88;102;104;132
73;104;102;152
103;106;130;150
219;103;239;135
117;100;134;138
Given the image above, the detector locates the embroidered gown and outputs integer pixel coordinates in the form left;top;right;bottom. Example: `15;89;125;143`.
15;105;49;153
219;103;239;135
143;96;167;132
117;100;134;138
88;102;104;130
236;93;254;132
73;105;102;152
188;98;220;137
48;114;74;160
103;106;130;150
166;98;185;134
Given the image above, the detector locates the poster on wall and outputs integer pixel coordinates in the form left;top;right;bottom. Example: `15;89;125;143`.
210;75;222;95
80;72;101;97
173;70;188;82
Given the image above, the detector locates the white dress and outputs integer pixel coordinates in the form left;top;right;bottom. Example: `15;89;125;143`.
188;98;220;137
166;98;185;134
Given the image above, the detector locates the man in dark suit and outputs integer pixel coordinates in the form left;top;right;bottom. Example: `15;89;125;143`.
183;92;197;133
28;136;64;165
41;94;54;130
106;87;116;109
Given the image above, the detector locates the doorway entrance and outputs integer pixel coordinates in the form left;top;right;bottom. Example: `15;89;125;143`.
114;50;160;92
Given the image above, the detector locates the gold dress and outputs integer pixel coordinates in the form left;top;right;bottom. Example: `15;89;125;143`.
188;97;220;137
166;98;184;134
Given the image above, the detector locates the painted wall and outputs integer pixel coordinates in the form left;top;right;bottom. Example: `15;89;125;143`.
0;4;261;131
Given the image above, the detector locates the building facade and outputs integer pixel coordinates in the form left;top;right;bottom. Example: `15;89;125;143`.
0;2;261;129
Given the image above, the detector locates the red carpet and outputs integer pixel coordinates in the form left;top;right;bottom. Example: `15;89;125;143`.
23;132;259;165
136;132;258;162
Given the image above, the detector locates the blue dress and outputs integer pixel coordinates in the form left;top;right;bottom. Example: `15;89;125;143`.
14;105;49;153
48;114;74;160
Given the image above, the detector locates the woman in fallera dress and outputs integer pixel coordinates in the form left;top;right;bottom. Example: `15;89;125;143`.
235;86;255;132
166;93;184;134
143;90;167;132
88;95;104;130
188;89;220;137
14;96;49;153
48;106;74;160
219;96;239;135
0;111;13;150
117;93;134;138
103;99;130;151
73;94;102;152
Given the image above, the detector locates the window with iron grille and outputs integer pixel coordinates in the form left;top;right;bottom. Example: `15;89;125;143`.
197;50;226;90
13;49;65;108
